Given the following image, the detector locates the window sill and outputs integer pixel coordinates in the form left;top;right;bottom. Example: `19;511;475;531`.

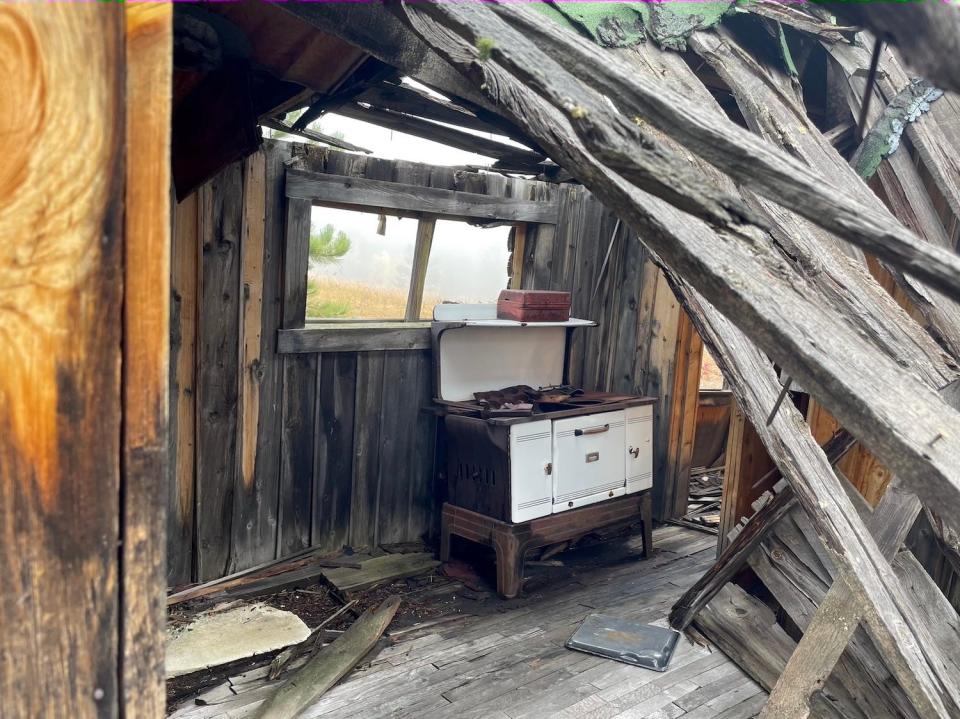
278;322;432;354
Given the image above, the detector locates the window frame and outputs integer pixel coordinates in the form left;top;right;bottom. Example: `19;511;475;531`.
278;168;559;354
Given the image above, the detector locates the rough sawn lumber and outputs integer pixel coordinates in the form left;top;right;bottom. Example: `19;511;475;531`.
399;0;960;556
252;595;400;719
668;430;856;632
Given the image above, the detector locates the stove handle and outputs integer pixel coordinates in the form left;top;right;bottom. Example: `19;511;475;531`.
575;424;610;437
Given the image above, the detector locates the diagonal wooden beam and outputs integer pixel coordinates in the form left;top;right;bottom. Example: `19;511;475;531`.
762;379;960;717
394;5;960;714
759;478;921;718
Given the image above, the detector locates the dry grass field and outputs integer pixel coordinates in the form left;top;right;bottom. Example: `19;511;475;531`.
306;275;441;319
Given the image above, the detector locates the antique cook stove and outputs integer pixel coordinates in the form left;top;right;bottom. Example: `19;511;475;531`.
432;303;655;598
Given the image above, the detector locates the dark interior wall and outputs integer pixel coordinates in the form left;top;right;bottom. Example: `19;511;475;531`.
167;140;560;585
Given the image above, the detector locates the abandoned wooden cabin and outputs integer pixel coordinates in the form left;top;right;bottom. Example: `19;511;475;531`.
5;1;960;718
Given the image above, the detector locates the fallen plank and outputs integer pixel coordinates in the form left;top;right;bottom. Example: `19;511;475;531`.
252;595;401;719
323;552;439;595
167;548;361;606
759;478;921;718
693;584;847;719
669;431;855;631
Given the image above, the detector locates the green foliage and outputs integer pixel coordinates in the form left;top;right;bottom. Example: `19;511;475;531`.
310;299;350;318
305;279;350;318
309;223;351;264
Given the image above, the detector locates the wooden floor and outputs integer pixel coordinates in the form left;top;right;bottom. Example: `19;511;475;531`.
170;526;764;719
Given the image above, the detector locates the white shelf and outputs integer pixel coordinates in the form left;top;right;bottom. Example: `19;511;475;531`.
458;318;596;328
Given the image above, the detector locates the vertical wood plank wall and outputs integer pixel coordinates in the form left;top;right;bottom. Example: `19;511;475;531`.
168;141;568;584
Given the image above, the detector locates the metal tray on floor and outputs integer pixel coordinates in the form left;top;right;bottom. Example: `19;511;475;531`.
566;614;681;672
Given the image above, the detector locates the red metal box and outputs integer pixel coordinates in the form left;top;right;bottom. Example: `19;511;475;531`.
497;290;571;322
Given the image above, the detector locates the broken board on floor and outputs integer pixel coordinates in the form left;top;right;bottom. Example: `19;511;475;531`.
166;603;310;678
322;553;439;596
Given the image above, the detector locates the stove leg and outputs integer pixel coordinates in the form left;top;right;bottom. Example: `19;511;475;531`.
640;492;653;559
493;532;525;599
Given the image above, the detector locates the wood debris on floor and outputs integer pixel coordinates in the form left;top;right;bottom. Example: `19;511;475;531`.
675;469;723;535
169;526;764;718
322;553;440;596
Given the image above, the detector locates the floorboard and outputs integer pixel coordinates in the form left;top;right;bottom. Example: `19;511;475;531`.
169;526;763;718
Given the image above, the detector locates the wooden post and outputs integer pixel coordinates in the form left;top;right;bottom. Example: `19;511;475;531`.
663;310;704;520
123;2;172;716
717;402;777;553
405;217;436;321
0;3;169;716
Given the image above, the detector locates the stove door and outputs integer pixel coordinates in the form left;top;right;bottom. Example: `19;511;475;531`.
625;404;653;494
509;420;554;522
551;410;626;513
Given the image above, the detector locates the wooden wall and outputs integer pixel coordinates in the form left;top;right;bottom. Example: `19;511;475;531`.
520;188;693;520
168;140;564;584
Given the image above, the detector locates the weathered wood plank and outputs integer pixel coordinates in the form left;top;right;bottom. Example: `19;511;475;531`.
286;170;560;224
323;553;439;595
123;3;172;715
313;353;357;552
231;150;271;572
278;325;431;354
483;2;960;304
405;219;436;321
169;192;199;585
408;351;438;542
645;273;683;520
196;161;244;581
0;5;125;714
759;479;922;718
693;585;846;719
663;311;703;520
508;222;526;290
355;82;498;136
248;140;293;567
277;353;317;558
376;352;423;545
281;197;311;330
335;103;544;168
669;432;855;631
349;352;386;550
717;403;777;554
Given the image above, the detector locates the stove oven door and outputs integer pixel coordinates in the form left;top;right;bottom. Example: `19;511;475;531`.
625;404;653;494
551;410;626;513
